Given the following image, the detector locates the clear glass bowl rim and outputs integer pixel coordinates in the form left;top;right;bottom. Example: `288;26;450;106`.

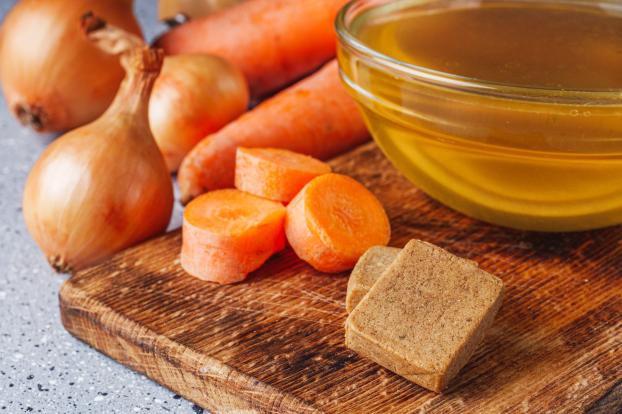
335;0;622;104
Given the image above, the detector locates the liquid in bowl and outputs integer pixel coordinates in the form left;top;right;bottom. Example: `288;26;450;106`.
337;0;622;231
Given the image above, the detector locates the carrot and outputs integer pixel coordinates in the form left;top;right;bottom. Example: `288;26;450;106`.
178;60;370;205
181;189;286;284
285;173;391;273
235;147;331;203
156;0;350;96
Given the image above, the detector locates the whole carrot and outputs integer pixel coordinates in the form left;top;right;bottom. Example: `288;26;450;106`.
155;0;350;96
178;60;370;204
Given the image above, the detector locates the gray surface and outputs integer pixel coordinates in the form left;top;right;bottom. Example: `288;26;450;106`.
0;2;199;413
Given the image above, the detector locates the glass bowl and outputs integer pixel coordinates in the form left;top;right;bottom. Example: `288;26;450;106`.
336;0;622;232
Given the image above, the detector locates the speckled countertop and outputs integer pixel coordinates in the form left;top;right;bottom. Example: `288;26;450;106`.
0;2;201;413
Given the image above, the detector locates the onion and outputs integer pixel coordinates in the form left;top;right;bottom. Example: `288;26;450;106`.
149;55;249;172
22;15;173;273
0;0;142;133
159;0;245;24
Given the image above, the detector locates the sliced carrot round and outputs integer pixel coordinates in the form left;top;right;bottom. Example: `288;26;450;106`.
181;189;286;284
235;147;332;203
285;173;391;273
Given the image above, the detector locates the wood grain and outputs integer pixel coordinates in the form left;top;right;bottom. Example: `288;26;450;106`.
60;143;622;413
587;380;622;414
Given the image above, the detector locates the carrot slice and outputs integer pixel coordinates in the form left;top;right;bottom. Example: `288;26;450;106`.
181;189;286;284
235;147;332;203
285;173;391;273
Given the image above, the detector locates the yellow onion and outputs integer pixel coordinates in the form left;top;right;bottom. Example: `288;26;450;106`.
0;0;142;133
158;0;245;23
150;55;249;172
23;15;173;273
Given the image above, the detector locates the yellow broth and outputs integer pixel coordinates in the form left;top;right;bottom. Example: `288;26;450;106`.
339;0;622;231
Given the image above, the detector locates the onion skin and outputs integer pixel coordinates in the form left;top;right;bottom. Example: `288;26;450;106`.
23;113;173;272
149;55;249;172
23;25;173;273
0;0;141;133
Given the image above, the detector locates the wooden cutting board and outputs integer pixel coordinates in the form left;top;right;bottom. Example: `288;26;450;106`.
59;143;621;414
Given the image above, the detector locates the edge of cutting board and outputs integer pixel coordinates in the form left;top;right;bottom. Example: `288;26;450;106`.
57;143;622;413
59;273;321;413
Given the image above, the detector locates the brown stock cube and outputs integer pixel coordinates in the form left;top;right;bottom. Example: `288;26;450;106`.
345;240;504;392
346;246;401;313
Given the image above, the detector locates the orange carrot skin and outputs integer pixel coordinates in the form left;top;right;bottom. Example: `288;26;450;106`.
156;0;350;96
286;190;336;270
181;189;286;284
178;60;370;204
285;174;391;273
235;147;331;203
181;226;284;284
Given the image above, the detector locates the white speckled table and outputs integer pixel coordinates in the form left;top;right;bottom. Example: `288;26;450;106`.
0;2;199;413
